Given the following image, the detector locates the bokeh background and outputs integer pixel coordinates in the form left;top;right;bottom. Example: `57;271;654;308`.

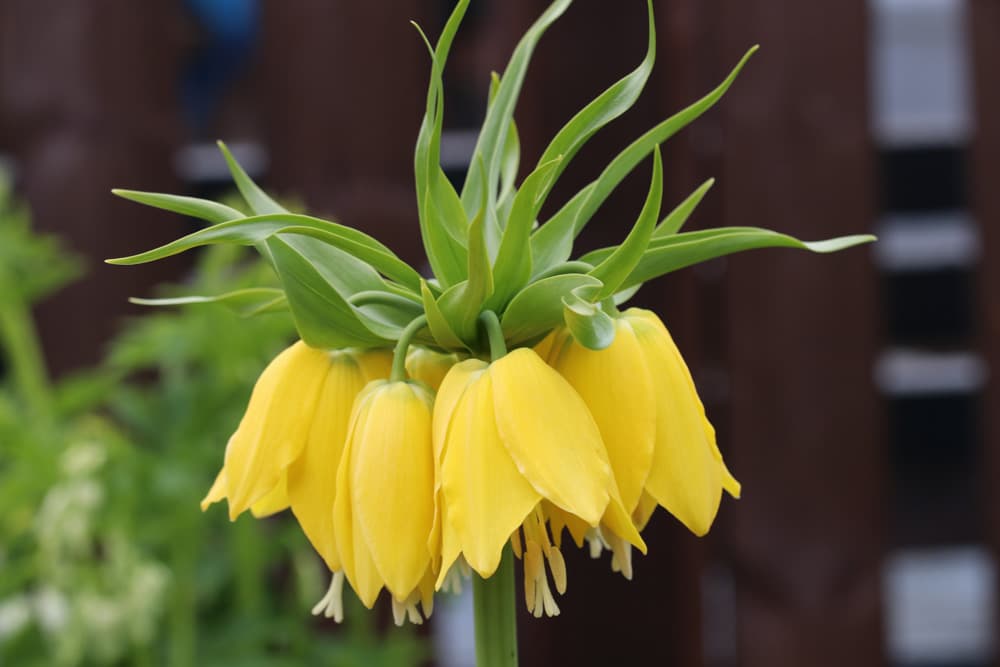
0;1;996;666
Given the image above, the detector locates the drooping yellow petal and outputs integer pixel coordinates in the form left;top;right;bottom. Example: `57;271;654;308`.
431;359;488;561
351;382;435;600
406;347;460;392
703;419;742;498
287;351;379;571
223;341;329;518
437;374;542;583
250;474;289;518
632;491;658;532
201;467;228;511
551;319;656;514
489;349;611;526
333;386;384;608
630;313;723;536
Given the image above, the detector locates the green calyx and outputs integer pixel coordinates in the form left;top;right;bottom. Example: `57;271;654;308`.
107;0;875;354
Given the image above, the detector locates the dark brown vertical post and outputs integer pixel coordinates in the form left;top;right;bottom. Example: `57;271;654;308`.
0;0;186;373
969;0;1000;629
714;2;886;665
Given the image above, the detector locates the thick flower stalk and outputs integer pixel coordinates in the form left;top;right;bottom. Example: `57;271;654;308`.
108;0;876;662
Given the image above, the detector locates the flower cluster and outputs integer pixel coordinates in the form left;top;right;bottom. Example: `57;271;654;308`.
110;0;872;627
201;304;737;624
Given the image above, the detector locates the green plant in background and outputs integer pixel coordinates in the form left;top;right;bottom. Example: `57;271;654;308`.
108;1;875;665
0;181;426;666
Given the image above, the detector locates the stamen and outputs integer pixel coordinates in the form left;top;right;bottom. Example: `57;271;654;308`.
523;540;542;613
310;571;345;622
547;547;567;594
391;598;406;626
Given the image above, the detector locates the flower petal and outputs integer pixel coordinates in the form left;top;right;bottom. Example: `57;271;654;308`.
352;382;435;600
630;312;723;536
552;319;656;513
438;373;541;581
287;352;381;571
223;341;329;518
333;386;384;608
250;474;289;518
406;347;460;392
490;349;610;526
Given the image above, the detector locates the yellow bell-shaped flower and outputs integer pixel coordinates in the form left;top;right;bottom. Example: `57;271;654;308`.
201;341;391;576
544;308;740;537
333;379;437;625
432;348;645;617
405;346;461;392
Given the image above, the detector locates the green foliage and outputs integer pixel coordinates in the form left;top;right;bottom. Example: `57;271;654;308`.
0;189;426;666
109;0;874;355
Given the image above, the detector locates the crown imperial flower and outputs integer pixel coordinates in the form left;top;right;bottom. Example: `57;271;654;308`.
110;0;875;660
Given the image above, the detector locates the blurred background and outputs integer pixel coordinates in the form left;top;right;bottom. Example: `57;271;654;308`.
0;0;996;665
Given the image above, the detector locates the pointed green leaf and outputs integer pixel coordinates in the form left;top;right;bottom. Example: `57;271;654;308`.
562;291;616;350
273;225;423;292
129;288;286;316
217;140;284;215
107;212;421;293
588;146;662;300
266;235;392;348
500;273;602;346
414;0;471;287
490;71;522;211
489;156;563;309
437;171;494;344
531;46;758;273
461;0;572;217
620;227;877;289
652;178;714;238
421;280;466;350
112;190;244;224
532;0;656;204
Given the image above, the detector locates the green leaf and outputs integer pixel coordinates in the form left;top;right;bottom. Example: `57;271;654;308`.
112;190;244;224
532;0;656;205
421;280;466;350
531;46;758;273
652;178;714;238
107;212;422;294
129;288;286;316
562;291;615;350
588;146;662;300
618;227;877;289
461;0;572;217
414;0;471;287
217;140;284;215
530;184;593;273
273;225;423;292
489;157;563;310
500;273;602;346
437;171;495;344
489;72;522;212
266;235;392;348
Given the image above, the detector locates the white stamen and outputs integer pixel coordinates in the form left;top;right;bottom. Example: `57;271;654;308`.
310;571;345;622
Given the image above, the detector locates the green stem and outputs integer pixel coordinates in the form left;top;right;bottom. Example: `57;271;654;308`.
478;310;507;361
0;293;51;415
390;314;429;382
473;546;519;667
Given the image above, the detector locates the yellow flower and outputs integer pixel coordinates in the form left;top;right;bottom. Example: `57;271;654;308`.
544;308;740;537
405;346;461;392
200;341;391;577
333;379;437;625
432;348;645;617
